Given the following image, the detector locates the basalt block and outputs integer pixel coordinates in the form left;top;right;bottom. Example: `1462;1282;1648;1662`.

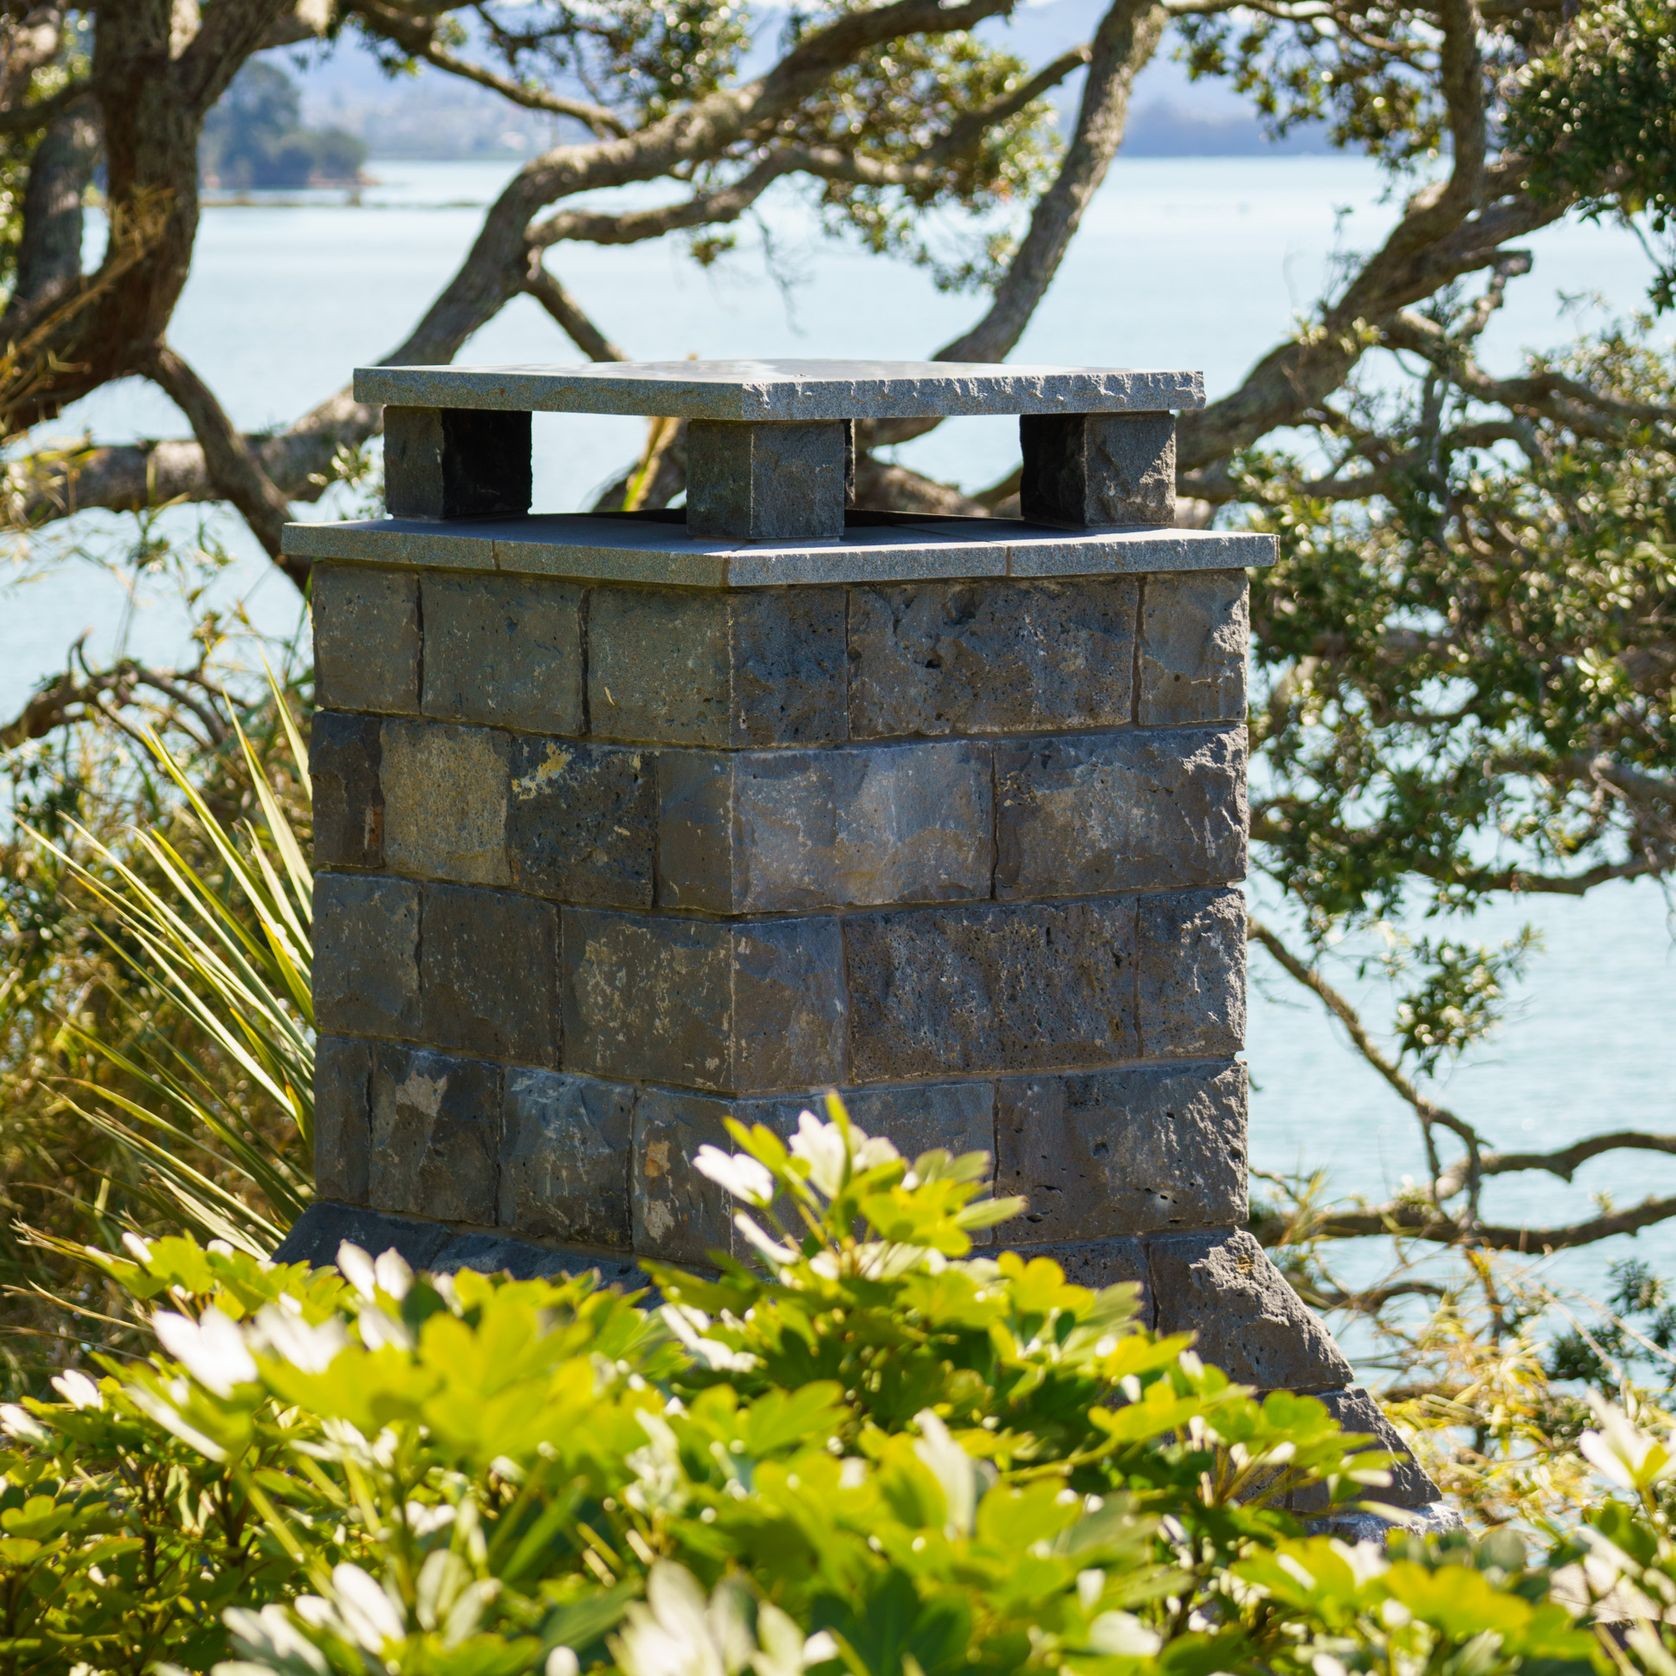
421;574;583;733
1136;887;1247;1059
848;576;1137;739
1017;1237;1151;1312
844;898;1139;1080
656;741;993;913
383;404;531;521
312;566;419;715
997;1060;1248;1241
1138;570;1249;726
367;1045;502;1226
686;419;848;541
310;711;384;870
498;1068;635;1246
314;1034;374;1205
1287;1387;1441;1513
1019;411;1176;527
380;719;511;887
313;873;420;1040
507;738;657;908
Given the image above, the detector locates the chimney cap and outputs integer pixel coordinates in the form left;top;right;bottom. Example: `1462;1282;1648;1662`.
353;358;1204;423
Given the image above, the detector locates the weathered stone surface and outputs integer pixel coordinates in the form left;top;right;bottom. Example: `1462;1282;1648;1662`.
421;575;583;732
632;1089;751;1265
1135;888;1246;1059
433;1230;651;1286
840;1081;996;1165
383;405;531;521
657;742;993;913
996;1061;1247;1241
588;588;848;746
381;720;510;886
686;420;848;541
273;1200;453;1271
995;727;1246;898
314;1035;373;1204
1148;1229;1353;1391
1019;412;1175;527
498;1067;634;1245
313;873;420;1039
420;884;559;1065
507;738;656;907
848;577;1136;739
1138;571;1248;725
368;1045;502;1225
845;899;1138;1079
310;711;384;870
312;566;419;714
562;909;847;1092
357;359;1206;422
1013;1237;1151;1314
1287;1387;1441;1512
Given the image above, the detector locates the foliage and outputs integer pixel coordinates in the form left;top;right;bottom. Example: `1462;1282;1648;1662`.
4;1105;1664;1675
201;61;367;189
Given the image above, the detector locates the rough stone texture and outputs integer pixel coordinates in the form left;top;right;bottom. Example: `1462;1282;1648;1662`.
1019;1237;1151;1312
507;738;657;907
419;884;559;1066
562;909;847;1093
273;1200;454;1272
995;728;1246;898
848;577;1136;739
997;1061;1247;1241
845;899;1138;1080
381;719;511;886
1136;887;1247;1059
1138;571;1249;726
310;711;384;870
312;566;419;714
589;588;848;746
1148;1229;1354;1392
1286;1387;1442;1513
632;1089;755;1265
383;405;531;521
368;1045;502;1225
314;1035;373;1204
498;1068;634;1245
357;359;1206;422
436;1231;649;1285
686;420;848;541
421;575;583;732
313;873;420;1039
657;742;993;913
1019;412;1176;527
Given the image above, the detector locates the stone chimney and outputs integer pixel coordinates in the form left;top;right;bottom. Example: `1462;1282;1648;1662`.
279;358;1437;1514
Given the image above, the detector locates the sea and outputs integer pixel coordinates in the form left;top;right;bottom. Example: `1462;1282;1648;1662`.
6;154;1671;1325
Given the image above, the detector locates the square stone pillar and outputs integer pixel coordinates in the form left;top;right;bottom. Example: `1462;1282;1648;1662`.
280;358;1435;1513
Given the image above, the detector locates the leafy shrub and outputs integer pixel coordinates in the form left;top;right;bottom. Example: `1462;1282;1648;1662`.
7;1103;1672;1672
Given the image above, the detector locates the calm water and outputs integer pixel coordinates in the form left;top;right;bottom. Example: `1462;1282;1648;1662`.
8;156;1672;1307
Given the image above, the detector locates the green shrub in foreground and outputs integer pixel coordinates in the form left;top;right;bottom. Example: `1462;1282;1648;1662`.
1;1103;1665;1673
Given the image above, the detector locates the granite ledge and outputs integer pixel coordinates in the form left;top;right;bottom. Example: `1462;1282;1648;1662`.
354;358;1205;421
283;511;1275;587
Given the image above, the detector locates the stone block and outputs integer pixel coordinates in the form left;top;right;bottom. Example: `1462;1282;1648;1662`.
632;1089;757;1265
657;742;993;913
1136;888;1246;1058
312;566;419;714
1009;1237;1151;1315
1137;571;1248;725
996;1060;1247;1241
383;405;531;521
841;1081;996;1167
498;1067;634;1246
313;873;420;1039
845;899;1138;1080
419;884;559;1066
272;1200;452;1272
314;1035;374;1204
507;738;657;908
847;577;1136;739
1287;1387;1441;1513
1148;1229;1353;1392
995;727;1247;898
686;419;848;541
1019;412;1175;527
420;575;584;733
562;909;847;1092
588;588;848;746
368;1045;502;1225
380;719;510;886
310;711;384;870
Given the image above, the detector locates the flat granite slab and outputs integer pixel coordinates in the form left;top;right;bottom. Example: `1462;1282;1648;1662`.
353;359;1205;422
283;510;1273;587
